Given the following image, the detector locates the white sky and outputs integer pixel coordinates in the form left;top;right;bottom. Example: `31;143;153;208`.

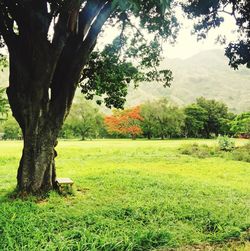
164;12;238;59
100;8;238;60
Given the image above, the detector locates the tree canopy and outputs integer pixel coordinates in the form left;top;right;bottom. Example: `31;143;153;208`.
0;0;178;108
141;98;185;139
104;106;143;139
196;97;231;138
61;99;103;140
184;104;207;138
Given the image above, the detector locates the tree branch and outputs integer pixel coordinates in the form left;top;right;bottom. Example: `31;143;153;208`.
49;1;114;126
51;0;84;58
79;1;113;61
78;0;106;40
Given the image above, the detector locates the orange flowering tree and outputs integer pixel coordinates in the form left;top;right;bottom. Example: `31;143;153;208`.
104;106;143;139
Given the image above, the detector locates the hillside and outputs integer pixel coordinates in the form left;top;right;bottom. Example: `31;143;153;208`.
1;49;250;113
125;49;250;113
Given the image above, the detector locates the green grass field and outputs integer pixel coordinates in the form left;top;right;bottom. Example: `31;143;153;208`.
0;139;250;250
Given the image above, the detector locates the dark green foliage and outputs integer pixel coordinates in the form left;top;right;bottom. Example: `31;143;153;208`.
81;43;142;109
183;97;234;138
67;0;179;109
182;0;250;69
77;0;178;108
196;97;232;138
81;36;173;108
184;104;207;138
230;112;250;138
113;0;177;38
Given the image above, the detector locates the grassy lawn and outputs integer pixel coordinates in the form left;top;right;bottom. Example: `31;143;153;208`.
0;139;250;250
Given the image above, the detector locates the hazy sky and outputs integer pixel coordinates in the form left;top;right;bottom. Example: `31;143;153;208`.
100;9;238;60
164;11;238;59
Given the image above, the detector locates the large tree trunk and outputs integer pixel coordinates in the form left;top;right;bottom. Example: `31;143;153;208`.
6;46;88;194
17;135;56;193
147;133;152;140
7;77;63;194
6;52;68;194
1;1;112;195
17;132;58;193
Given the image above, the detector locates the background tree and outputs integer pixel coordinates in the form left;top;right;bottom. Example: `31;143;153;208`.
58;122;75;139
150;98;185;139
104;106;143;139
0;44;8;124
218;112;236;136
184;104;208;138
196;97;230;138
3;116;22;140
0;1;178;193
140;101;158;139
230;112;250;138
61;99;103;140
140;99;185;139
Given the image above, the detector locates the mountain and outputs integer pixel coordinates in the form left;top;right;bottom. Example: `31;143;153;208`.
1;49;250;113
125;49;250;113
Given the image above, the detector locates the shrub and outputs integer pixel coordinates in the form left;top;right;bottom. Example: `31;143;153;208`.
230;143;250;163
179;140;250;163
3;119;22;140
179;143;217;159
218;136;235;151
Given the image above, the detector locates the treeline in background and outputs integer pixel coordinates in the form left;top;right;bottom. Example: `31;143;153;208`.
1;95;250;140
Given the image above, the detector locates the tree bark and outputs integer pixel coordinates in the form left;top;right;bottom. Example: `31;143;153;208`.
131;134;136;140
147;133;152;140
17;132;58;193
7;75;62;194
6;42;68;194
